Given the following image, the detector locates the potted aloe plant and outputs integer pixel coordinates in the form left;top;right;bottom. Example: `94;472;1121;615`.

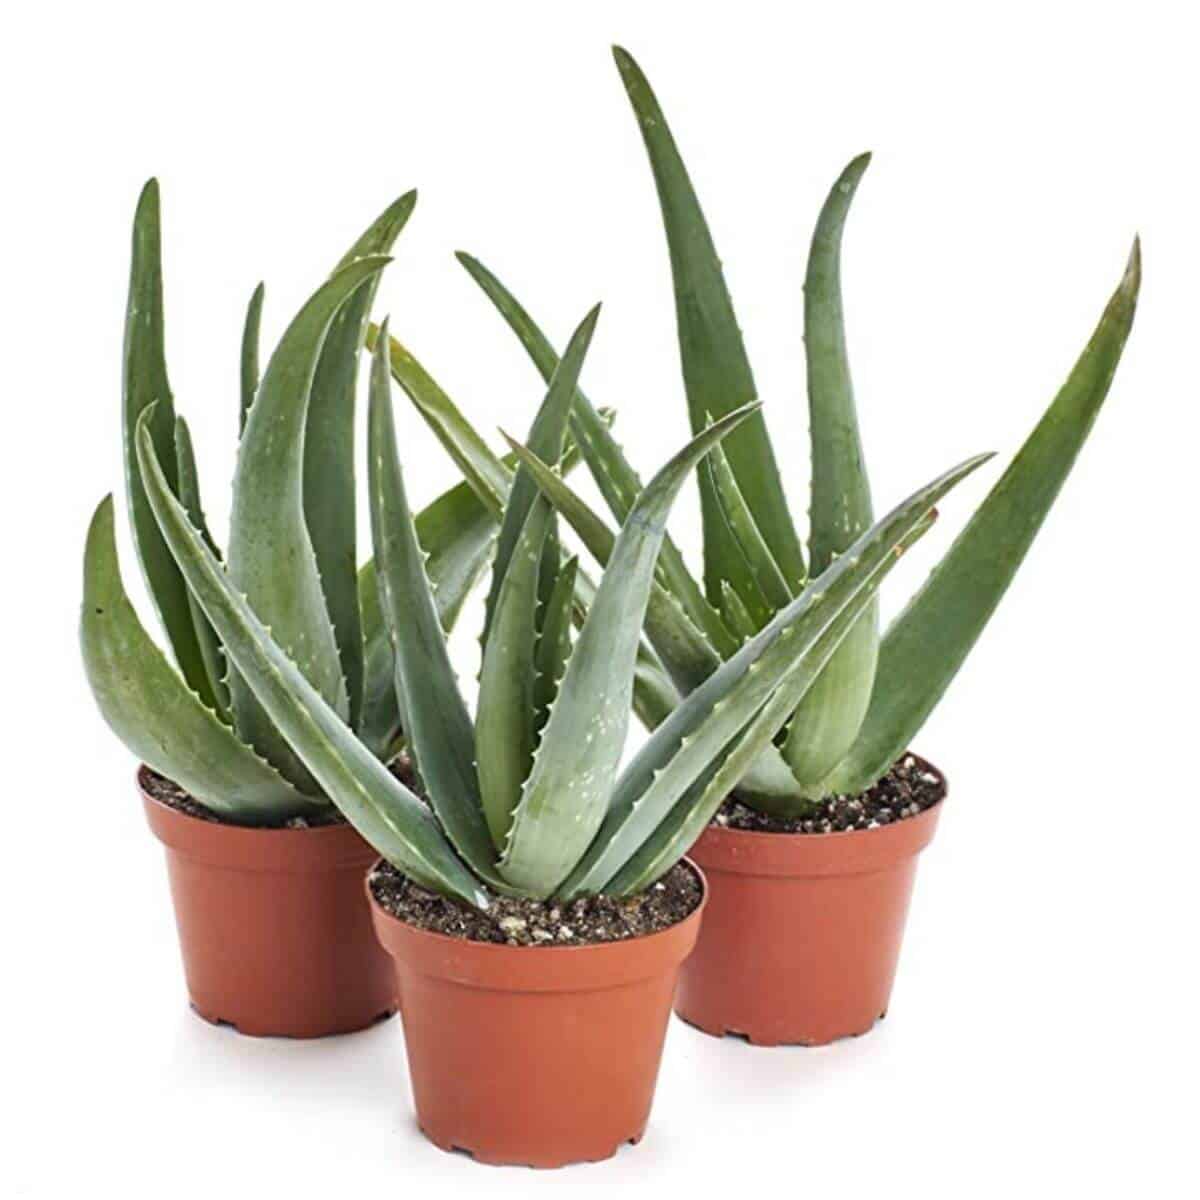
434;48;1141;1045
80;181;516;1037
132;291;987;1163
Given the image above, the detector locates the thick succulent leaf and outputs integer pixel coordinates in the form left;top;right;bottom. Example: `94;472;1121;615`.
369;327;679;731
827;241;1142;795
558;457;982;898
534;554;577;742
570;567;681;732
368;325;510;517
306;193;417;731
476;500;552;849
357;472;505;759
784;153;879;783
367;325;500;882
707;439;793;610
806;153;876;574
136;424;488;908
498;405;761;897
239;282;264;435
483;305;599;639
81;496;319;824
502;432;723;696
172;416;230;721
122;179;215;707
227;256;388;789
719;579;758;644
612;46;806;600
608;539;924;895
455;250;734;656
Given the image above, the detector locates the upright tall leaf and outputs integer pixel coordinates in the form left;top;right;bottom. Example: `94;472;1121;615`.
784;154;879;784
366;325;501;882
483;305;599;638
455;250;734;656
239;282;264;435
172;416;230;720
121;179;215;708
827;241;1142;794
305;192;417;729
227;255;389;789
137;421;489;908
81;497;318;824
613;46;806;600
499;405;760;897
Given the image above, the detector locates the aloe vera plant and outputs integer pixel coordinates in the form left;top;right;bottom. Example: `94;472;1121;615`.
128;297;988;904
444;47;1141;817
81;181;534;823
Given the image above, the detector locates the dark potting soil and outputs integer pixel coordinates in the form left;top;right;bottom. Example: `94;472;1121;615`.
715;753;945;834
369;860;703;947
140;756;419;829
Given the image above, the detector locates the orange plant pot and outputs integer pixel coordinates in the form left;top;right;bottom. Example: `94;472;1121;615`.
675;776;944;1046
368;863;707;1168
141;768;398;1038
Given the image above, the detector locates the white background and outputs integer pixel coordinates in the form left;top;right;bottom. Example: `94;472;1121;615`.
5;1;1197;1195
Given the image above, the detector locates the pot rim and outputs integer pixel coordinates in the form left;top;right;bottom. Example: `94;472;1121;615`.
367;859;708;992
687;754;947;879
138;765;377;872
366;857;708;956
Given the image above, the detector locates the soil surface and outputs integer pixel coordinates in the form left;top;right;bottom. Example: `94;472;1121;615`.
716;753;944;834
138;756;420;829
370;860;703;947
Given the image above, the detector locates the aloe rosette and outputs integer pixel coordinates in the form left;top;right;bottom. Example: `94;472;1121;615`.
82;182;545;823
439;47;1141;817
129;300;988;905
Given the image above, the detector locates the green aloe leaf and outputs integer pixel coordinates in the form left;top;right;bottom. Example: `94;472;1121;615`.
608;536;925;896
367;323;500;882
498;404;761;897
534;554;577;742
357;474;503;759
81;496;319;824
172;416;230;721
305;193;417;731
706;439;793;610
784;154;879;784
719;579;758;644
136;419;488;908
367;325;510;517
455;250;734;657
122;179;215;708
827;240;1142;795
239;282;264;435
369;321;679;734
501;431;724;695
227;255;389;790
476;499;552;850
612;46;806;600
559;454;985;898
483;305;599;639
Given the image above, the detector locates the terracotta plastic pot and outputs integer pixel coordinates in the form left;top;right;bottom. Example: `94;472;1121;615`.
368;863;707;1168
141;767;398;1038
675;764;945;1046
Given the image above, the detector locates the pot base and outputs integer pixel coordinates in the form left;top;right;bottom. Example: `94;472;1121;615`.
189;1001;396;1041
419;1125;644;1169
676;1008;885;1047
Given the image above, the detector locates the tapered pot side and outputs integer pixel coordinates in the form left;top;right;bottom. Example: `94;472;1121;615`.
368;861;707;1168
674;759;945;1046
140;768;398;1038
